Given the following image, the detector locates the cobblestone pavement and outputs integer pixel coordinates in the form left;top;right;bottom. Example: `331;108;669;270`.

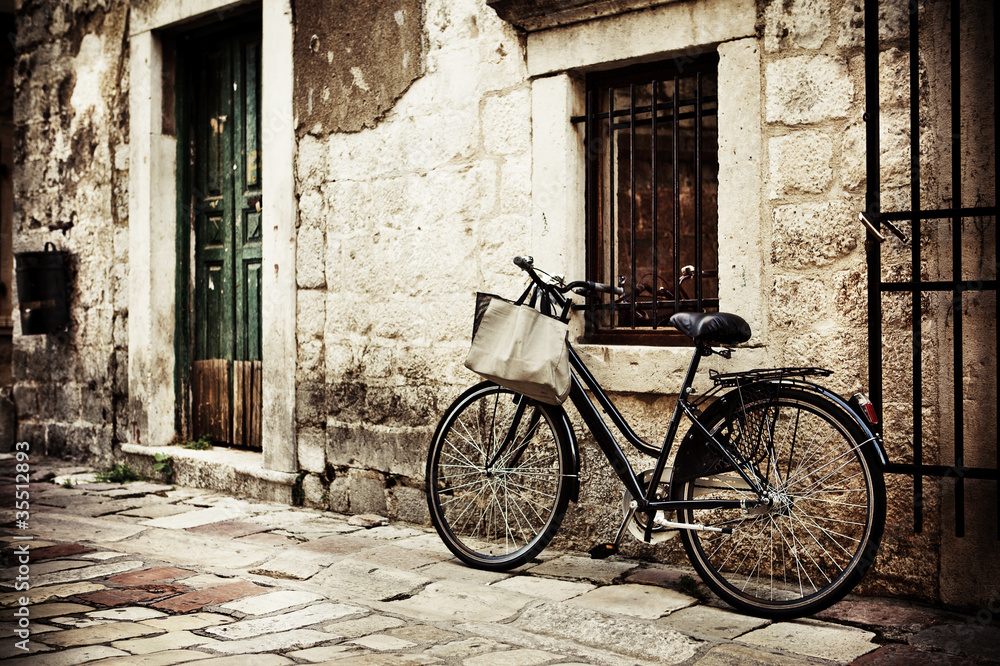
3;454;1000;665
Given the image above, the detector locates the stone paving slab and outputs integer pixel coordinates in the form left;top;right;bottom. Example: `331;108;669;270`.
110;629;222;654
187;520;274;538
286;644;357;662
140;612;233;632
113;527;278;569
37;620;163;647
511;602;704;664
20;602;95;618
23;558;94;576
694;643;820;665
660;604;770;639
908;622;1000;662
107;566;195;586
565;581;697;618
140;506;248;530
460;620;674;666
853;642;982;665
491;574;595;601
87;606;168;621
525;554;639;583
87;649;218;665
0;581;106;605
313;558;432;603
77;583;190;607
204;602;364;640
29;560;145;587
29;543;94;561
30;513;147;543
150;580;269;613
117;504;196;519
378;580;533;623
199;628;336;655
464;647;567;666
2;644;127;666
247;549;339;580
219;589;328;615
325;613;407;638
738;620;878;662
234;531;300;547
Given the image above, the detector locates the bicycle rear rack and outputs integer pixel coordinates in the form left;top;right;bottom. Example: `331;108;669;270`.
708;367;833;388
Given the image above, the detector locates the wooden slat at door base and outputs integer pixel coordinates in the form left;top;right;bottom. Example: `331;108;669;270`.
233;360;263;450
192;359;231;444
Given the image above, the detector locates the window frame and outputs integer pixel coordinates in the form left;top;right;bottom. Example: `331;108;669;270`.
580;54;720;346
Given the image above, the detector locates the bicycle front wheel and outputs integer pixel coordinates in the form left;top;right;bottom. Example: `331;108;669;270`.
426;382;573;571
672;386;885;619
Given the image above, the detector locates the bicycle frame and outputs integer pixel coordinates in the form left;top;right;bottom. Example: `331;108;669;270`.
562;341;771;517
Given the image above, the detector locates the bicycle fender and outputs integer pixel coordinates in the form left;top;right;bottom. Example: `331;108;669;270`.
763;379;889;468
674;382;888;480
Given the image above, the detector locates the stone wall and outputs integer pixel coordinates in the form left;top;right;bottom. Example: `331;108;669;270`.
292;0;530;523
12;0;129;465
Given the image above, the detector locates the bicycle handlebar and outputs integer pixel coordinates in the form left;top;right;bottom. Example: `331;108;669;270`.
513;256;624;297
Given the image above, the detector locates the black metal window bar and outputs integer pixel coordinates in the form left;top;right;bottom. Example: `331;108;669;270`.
574;56;719;345
865;0;998;537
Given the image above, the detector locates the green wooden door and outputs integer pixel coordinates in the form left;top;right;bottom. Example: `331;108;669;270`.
188;29;263;448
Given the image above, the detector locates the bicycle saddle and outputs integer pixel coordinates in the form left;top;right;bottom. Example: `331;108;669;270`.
669;312;751;345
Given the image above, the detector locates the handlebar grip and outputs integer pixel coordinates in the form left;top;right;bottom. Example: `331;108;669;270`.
593;281;624;296
572;280;623;296
513;256;534;269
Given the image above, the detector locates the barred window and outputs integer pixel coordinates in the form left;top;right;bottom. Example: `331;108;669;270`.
582;55;719;345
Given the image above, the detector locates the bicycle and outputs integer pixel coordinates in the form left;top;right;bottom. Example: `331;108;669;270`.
426;256;887;619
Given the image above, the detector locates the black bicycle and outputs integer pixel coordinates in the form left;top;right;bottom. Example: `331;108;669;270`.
426;257;887;619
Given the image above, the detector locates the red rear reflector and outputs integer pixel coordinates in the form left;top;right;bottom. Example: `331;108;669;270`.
853;393;879;425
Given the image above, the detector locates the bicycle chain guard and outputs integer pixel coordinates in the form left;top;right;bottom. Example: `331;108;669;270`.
621;468;678;544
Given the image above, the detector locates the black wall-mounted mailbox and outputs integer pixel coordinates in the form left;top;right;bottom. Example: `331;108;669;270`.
15;242;70;335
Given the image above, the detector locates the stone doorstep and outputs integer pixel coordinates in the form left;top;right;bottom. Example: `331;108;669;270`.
120;443;298;505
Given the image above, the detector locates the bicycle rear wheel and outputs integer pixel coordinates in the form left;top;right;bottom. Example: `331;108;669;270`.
671;386;885;619
426;382;573;571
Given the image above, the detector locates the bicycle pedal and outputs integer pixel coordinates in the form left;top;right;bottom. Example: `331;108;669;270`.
589;543;618;559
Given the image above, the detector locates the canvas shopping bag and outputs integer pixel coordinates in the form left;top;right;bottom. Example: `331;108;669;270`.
464;291;571;404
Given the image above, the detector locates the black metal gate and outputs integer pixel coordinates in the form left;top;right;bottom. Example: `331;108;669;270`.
864;0;997;537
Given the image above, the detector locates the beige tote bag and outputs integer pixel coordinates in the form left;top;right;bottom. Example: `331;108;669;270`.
464;292;571;405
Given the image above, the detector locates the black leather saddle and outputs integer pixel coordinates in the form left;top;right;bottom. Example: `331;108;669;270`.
668;312;752;345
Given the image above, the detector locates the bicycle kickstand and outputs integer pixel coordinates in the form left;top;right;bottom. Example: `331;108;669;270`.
589;502;637;559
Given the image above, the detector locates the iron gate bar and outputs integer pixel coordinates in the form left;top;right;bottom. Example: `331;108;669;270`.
630;83;638;329
866;0;999;538
880;207;996;221
880;281;998;293
651;79;659;329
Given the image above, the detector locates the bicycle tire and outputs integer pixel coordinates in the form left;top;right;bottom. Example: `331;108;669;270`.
671;385;885;619
426;382;573;571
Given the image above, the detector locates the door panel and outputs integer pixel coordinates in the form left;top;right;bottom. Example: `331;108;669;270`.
187;26;263;449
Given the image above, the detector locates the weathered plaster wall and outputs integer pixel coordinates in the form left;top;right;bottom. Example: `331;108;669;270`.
292;0;529;521
294;0;423;134
12;0;129;465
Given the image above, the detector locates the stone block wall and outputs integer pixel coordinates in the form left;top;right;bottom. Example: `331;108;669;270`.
290;0;534;522
11;0;130;466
